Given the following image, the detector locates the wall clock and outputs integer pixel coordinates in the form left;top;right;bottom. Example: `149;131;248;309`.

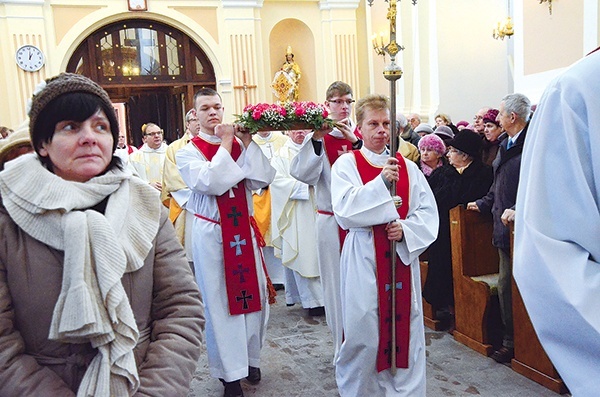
15;45;45;72
128;0;148;11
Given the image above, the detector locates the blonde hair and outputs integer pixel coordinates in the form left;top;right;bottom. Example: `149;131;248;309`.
355;94;389;126
434;113;452;125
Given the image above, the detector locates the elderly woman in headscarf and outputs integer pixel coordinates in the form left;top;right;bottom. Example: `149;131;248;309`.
422;130;493;329
480;108;505;166
0;73;204;396
417;133;446;177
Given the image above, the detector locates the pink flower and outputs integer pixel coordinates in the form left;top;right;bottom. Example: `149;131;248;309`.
252;109;262;120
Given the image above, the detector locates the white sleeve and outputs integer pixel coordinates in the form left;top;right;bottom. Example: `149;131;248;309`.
514;58;600;397
290;133;325;186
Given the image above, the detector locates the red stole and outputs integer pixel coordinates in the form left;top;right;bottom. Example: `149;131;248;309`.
191;136;262;315
322;130;361;249
353;150;411;372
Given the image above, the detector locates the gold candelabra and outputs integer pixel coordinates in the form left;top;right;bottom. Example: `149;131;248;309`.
371;32;387;58
539;0;553;15
493;16;514;40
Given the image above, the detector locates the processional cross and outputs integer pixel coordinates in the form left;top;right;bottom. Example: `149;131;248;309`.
233;70;257;106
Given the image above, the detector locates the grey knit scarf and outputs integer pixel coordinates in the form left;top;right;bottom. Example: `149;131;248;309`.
0;153;161;396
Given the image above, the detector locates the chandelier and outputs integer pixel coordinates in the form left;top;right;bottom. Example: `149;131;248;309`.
539;0;553;15
493;16;514;40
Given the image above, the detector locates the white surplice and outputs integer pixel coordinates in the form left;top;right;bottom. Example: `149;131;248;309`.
252;131;290;285
514;50;600;396
331;147;438;397
176;132;275;382
271;140;323;308
289;130;346;361
128;142;167;185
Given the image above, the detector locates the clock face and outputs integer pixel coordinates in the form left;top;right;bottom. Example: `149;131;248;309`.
16;45;45;72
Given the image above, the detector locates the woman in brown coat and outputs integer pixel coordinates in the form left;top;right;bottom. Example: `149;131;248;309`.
0;73;204;396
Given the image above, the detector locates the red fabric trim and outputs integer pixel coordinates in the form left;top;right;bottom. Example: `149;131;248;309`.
194;213;218;224
192;137;261;315
353;150;411;371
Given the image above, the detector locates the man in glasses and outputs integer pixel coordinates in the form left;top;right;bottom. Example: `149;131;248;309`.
161;109;202;270
129;122;167;192
473;106;490;136
290;81;362;363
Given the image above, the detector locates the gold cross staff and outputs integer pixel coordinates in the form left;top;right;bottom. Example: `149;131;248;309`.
233;70;257;106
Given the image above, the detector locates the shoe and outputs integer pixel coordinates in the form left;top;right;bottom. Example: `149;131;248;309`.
286;303;295;307
223;380;244;397
308;306;325;317
491;346;514;364
246;366;261;385
273;283;285;291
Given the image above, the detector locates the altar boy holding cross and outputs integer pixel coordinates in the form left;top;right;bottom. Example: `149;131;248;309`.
331;94;438;396
177;88;276;397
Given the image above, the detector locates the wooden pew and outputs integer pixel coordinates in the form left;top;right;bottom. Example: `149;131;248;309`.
419;250;443;331
450;205;502;356
509;223;568;394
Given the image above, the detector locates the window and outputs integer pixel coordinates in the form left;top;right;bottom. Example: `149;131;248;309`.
67;19;215;85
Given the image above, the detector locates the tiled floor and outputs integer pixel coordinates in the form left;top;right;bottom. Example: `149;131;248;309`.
188;290;567;396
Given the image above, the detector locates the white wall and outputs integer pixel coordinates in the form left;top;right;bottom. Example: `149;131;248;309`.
435;0;510;123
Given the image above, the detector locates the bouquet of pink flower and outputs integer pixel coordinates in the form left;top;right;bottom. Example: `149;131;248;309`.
235;101;336;134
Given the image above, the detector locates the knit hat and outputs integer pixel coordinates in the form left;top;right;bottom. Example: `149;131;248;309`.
418;133;446;156
446;129;482;159
434;125;455;140
414;123;434;135
28;73;116;144
456;120;469;129
483;108;500;126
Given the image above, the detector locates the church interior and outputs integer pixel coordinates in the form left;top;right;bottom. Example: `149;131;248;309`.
1;0;597;143
0;1;596;395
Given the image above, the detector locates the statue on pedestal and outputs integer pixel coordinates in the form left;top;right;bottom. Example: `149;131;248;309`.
271;46;301;104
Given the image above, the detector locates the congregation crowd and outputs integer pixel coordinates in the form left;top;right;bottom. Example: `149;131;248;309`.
1;46;598;397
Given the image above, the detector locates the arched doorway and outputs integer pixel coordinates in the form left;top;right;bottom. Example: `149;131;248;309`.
67;19;215;146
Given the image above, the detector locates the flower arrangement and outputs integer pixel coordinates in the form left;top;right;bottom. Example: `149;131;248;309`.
235;101;336;134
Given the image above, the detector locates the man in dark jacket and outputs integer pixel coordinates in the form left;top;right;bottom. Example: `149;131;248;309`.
397;113;421;147
467;93;531;364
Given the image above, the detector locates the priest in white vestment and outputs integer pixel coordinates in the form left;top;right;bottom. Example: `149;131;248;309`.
331;94;438;396
161;109;200;267
289;81;362;362
252;130;289;287
129;122;167;192
514;48;600;397
176;88;275;397
270;129;324;312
